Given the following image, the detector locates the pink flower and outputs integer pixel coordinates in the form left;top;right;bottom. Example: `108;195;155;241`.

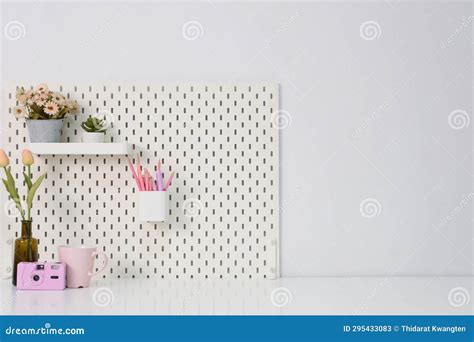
15;87;28;105
17;94;28;105
21;149;34;166
51;92;65;105
35;83;48;93
0;149;10;167
35;95;48;107
43;101;59;116
12;107;26;119
65;100;78;111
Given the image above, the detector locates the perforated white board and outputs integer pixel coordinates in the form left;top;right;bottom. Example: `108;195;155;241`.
1;83;280;279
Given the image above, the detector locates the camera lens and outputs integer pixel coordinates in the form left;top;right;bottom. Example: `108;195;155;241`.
33;275;40;281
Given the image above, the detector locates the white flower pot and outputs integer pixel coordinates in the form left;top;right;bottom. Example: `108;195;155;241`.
82;132;105;143
138;191;168;222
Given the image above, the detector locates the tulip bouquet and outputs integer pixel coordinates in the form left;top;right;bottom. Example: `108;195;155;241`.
0;149;46;221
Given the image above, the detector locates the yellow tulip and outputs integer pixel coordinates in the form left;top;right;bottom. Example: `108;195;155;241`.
21;149;34;166
0;149;10;167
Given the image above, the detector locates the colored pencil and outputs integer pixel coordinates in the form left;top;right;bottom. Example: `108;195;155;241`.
164;171;175;190
127;157;141;190
145;168;151;191
149;174;154;191
156;170;163;191
136;156;145;191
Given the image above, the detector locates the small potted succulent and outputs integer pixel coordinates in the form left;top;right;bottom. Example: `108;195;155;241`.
13;84;79;143
80;115;108;143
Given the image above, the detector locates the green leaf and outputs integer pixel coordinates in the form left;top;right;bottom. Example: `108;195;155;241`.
2;178;24;218
26;173;46;209
4;167;19;200
81;122;92;132
1;178;14;198
23;172;32;190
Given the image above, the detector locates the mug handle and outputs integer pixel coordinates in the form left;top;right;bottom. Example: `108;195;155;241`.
88;251;108;277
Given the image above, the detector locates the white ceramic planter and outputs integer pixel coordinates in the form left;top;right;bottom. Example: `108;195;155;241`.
82;132;105;143
138;191;168;222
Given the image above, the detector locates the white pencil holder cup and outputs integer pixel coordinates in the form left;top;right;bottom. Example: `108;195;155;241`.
138;191;168;222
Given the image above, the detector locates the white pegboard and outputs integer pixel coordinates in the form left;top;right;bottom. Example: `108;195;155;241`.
1;83;280;279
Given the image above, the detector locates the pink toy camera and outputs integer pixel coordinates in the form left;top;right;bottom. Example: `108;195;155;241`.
16;262;66;290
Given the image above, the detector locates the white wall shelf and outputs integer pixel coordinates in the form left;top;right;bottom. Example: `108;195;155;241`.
28;143;130;155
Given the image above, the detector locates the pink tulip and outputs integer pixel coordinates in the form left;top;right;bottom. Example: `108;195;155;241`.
0;149;10;167
21;149;34;166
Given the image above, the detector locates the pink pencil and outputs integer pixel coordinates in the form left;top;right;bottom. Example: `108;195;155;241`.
150;173;154;191
144;168;151;191
143;169;148;191
150;175;156;191
164;171;175;190
127;157;141;190
147;173;153;191
136;156;145;191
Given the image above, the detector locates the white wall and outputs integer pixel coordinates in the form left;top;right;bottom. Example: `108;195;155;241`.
1;1;472;276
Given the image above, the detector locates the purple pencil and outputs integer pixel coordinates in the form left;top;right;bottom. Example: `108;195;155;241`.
156;170;164;191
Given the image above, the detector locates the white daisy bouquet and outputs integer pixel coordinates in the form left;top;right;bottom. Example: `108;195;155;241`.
13;84;79;120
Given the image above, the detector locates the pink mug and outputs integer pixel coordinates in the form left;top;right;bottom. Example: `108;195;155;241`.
58;246;108;288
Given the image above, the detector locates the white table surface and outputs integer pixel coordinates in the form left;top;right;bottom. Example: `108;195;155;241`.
0;277;472;315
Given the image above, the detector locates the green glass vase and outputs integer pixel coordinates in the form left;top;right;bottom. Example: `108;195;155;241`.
12;220;38;286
